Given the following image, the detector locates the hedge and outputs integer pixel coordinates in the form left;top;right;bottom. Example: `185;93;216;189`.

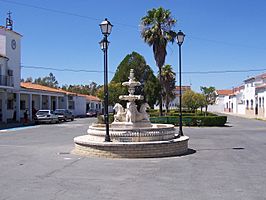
148;109;216;117
150;116;227;126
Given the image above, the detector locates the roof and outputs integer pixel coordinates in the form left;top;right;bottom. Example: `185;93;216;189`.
20;82;101;102
244;72;266;82
21;82;65;94
77;93;101;102
0;54;9;60
0;25;23;37
216;89;233;96
256;84;266;90
256;73;266;79
175;86;191;90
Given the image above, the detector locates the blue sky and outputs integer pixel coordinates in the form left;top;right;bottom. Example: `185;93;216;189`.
1;0;266;92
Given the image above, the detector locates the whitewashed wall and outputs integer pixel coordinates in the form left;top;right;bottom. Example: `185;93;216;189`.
4;30;22;90
72;96;86;116
238;104;246;115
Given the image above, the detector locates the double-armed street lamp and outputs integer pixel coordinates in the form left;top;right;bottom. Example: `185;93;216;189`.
99;18;113;142
176;30;185;137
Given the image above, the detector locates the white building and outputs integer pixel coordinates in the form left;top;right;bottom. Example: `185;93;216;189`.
220;73;266;119
208;89;233;113
0;15;102;123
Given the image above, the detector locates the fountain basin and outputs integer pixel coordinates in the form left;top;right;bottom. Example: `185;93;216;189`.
87;123;176;142
72;69;189;159
73;135;189;158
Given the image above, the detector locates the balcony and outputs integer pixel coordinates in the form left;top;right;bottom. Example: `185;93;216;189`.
0;75;14;87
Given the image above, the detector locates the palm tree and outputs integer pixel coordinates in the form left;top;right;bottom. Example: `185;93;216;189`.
141;7;177;116
161;64;176;113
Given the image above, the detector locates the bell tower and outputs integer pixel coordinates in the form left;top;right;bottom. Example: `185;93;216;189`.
5;11;13;30
0;11;22;89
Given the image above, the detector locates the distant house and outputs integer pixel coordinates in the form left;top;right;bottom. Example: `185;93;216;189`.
20;82;102;117
218;73;266;119
208;89;233;113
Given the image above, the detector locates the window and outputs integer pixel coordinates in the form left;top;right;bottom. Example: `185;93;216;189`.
226;103;229;109
7;99;13;110
20;100;26;110
68;101;75;110
246;100;249;109
259;98;261;108
262;97;265;108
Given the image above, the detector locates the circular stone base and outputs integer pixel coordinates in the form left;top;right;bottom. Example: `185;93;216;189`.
73;135;189;158
87;123;176;142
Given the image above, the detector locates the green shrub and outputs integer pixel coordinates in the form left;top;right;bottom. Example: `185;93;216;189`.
150;115;227;126
97;114;114;124
148;109;217;117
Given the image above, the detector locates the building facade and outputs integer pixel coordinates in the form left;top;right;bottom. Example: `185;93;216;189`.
0;18;102;123
217;73;266;119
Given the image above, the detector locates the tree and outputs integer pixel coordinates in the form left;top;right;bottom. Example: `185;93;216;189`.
112;51;160;108
141;7;177;116
97;82;127;107
34;73;59;88
200;86;216;115
161;64;176;113
182;90;206;113
196;93;207;114
59;82;100;95
182;90;198;112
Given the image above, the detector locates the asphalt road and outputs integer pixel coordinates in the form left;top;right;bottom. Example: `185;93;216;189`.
0;116;266;200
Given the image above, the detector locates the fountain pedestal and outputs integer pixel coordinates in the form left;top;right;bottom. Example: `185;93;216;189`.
73;69;189;158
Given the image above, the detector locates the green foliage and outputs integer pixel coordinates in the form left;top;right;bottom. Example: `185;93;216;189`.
111;51;160;107
141;7;177;116
200;86;217;115
182;90;207;113
34;73;59;88
97;82;127;107
97;114;114;124
150;115;227;126
63;82;100;96
161;64;176;113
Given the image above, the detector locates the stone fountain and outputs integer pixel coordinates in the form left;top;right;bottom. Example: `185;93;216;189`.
73;69;189;158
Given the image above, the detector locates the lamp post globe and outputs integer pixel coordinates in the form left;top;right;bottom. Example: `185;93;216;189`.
177;30;185;137
99;18;112;142
177;30;185;46
99;39;109;51
100;18;113;36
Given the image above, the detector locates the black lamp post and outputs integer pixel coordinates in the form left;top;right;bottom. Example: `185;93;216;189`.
176;30;185;137
99;18;113;142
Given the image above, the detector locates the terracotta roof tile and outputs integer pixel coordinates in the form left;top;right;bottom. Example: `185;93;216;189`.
256;84;266;89
175;86;191;90
21;82;65;93
78;94;101;102
20;82;101;101
216;89;233;95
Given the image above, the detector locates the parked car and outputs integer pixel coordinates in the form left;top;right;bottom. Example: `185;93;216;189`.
54;109;74;121
86;109;98;117
35;110;59;124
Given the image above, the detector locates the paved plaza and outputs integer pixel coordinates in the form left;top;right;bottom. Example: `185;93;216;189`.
0;116;266;200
